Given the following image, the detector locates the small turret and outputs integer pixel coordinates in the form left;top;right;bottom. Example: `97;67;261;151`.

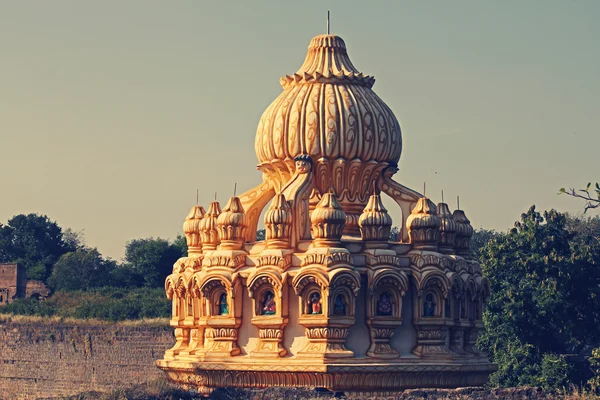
406;197;440;251
437;202;456;255
359;194;392;245
264;194;293;249
453;209;473;258
310;191;346;247
200;201;221;252
183;205;205;256
217;196;248;250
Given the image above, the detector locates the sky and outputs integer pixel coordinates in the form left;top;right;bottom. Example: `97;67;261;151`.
1;1;599;261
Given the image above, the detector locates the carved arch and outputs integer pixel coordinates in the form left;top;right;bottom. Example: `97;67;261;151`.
292;267;329;295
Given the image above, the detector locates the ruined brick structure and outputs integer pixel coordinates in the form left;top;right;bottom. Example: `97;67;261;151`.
0;262;50;305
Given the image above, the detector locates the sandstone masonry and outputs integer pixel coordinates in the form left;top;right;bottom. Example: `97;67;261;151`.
0;316;173;400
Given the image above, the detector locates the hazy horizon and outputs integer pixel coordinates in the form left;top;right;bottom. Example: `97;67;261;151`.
1;1;598;261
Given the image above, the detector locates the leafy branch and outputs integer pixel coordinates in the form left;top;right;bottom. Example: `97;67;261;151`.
559;182;600;212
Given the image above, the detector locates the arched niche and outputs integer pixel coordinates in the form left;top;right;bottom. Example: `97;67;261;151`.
292;267;329;317
199;275;234;317
328;268;361;318
414;270;450;320
247;269;285;318
369;269;408;320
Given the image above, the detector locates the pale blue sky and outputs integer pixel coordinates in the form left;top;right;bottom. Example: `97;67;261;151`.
1;1;598;260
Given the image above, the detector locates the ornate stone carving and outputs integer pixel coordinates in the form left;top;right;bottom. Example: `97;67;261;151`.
200;201;221;252
359;193;393;245
310;192;346;247
160;31;495;395
264;193;293;249
453;209;473;258
406;197;440;250
437;202;456;255
184;205;205;256
217;196;248;250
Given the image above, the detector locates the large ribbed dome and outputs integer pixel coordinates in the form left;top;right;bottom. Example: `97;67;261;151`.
255;34;402;181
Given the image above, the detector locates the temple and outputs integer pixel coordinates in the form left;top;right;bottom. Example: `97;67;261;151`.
157;33;495;396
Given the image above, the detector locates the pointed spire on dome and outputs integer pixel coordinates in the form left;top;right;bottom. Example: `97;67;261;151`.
437;202;456;255
359;193;392;244
453;209;473;258
264;193;293;249
406;197;441;251
200;201;221;252
310;191;346;247
183;205;205;256
217;196;248;250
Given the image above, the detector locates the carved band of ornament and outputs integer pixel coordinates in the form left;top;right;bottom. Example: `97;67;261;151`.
306;327;349;340
410;229;440;242
416;329;447;341
205;328;238;339
205;254;246;268
257;254;292;269
280;73;376;89
365;254;402;267
410;254;449;270
201;280;227;296
249;276;280;294
378;277;406;293
372;328;395;338
301;252;353;267
294;275;327;294
258;328;283;339
332;276;358;291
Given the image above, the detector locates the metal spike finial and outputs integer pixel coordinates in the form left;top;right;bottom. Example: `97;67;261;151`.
441;190;444;204
196;189;199;205
214;192;217;202
326;11;330;35
457;196;460;210
234;183;237;197
423;182;426;197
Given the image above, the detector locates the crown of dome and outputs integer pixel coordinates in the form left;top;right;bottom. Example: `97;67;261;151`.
183;205;205;255
264;193;293;249
437;202;456;255
406;197;440;251
200;201;221;252
359;194;392;242
255;34;402;212
453;209;473;258
310;191;346;246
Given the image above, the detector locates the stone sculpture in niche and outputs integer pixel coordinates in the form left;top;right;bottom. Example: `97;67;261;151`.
308;292;322;314
158;32;495;395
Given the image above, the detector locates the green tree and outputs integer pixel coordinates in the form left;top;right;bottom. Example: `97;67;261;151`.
47;248;115;291
479;206;600;389
124;237;184;288
470;228;499;261
0;213;73;281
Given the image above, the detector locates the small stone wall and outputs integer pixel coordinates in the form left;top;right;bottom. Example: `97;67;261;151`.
0;316;173;400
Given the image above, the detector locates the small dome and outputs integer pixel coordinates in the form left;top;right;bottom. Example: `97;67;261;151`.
436;202;456;255
453;209;473;258
310;191;346;246
359;194;392;242
217;196;248;250
200;201;222;252
183;205;205;255
264;193;293;249
406;197;440;251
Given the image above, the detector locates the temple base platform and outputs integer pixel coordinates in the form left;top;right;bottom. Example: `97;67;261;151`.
156;358;496;395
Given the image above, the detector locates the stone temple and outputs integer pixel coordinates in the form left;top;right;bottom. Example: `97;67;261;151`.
157;33;495;396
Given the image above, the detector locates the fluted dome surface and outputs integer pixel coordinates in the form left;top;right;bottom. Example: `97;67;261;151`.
255;34;402;201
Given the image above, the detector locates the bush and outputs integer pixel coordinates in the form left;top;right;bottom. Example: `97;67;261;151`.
2;287;170;322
